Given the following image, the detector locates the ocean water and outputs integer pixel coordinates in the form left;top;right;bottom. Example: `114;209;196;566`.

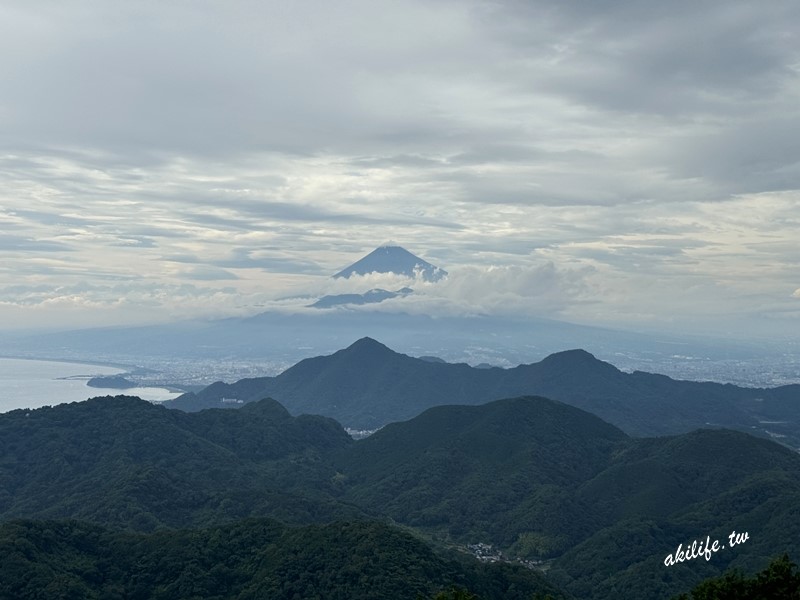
0;358;180;413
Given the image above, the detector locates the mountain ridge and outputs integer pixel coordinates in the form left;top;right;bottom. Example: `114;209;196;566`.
167;337;800;448
0;395;357;529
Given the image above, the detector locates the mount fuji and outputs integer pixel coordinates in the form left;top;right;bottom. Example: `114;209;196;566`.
333;245;447;282
311;245;446;309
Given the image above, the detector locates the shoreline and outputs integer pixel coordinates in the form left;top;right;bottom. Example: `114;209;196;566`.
0;354;136;371
0;358;181;409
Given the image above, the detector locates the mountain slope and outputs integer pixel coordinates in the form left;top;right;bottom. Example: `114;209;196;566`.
333;244;447;281
338;396;628;554
168;338;800;447
671;554;800;600
0;396;357;529
3;393;800;599
0;519;567;600
331;398;800;599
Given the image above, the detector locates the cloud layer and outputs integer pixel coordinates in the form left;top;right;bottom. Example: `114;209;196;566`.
1;0;799;335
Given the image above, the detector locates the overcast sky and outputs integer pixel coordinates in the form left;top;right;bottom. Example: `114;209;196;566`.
1;0;799;337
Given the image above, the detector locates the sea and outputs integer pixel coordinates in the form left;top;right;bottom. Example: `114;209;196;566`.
0;357;181;413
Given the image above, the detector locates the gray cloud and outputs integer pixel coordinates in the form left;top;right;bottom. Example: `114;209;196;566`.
0;235;74;252
6;209;96;228
213;248;325;275
181;266;240;281
494;1;798;114
107;236;158;249
657;115;800;193
0;0;798;334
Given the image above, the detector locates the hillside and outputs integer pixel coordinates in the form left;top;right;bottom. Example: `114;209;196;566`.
0;396;357;530
3;394;800;599
0;519;565;600
167;337;800;447
338;396;628;555
672;554;800;599
333;244;447;281
333;398;800;598
549;430;800;598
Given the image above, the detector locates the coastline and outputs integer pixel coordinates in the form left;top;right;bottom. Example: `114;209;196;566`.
0;358;180;411
0;353;136;372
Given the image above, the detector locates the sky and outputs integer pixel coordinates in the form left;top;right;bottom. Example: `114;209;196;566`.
1;0;799;337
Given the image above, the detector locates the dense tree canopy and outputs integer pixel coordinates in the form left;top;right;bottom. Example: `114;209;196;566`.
673;554;800;599
2;394;799;599
0;519;565;600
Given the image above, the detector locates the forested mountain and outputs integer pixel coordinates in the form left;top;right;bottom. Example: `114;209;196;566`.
2;394;799;598
0;519;565;600
168;337;800;448
335;397;800;598
672;554;800;599
338;397;628;555
0;396;358;529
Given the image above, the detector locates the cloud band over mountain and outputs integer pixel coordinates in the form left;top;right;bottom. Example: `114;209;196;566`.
0;0;798;336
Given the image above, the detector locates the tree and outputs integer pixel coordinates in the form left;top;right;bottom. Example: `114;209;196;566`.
674;554;800;599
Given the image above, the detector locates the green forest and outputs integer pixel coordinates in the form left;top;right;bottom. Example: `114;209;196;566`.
0;519;564;600
1;394;799;598
673;554;800;599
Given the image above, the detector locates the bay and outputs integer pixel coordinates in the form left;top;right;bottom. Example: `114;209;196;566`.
0;358;180;412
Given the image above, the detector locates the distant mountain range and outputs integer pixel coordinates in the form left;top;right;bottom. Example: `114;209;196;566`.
168;337;800;448
2;393;800;599
7;291;777;391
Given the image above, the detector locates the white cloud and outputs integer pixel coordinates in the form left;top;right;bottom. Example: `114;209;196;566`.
0;1;799;337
